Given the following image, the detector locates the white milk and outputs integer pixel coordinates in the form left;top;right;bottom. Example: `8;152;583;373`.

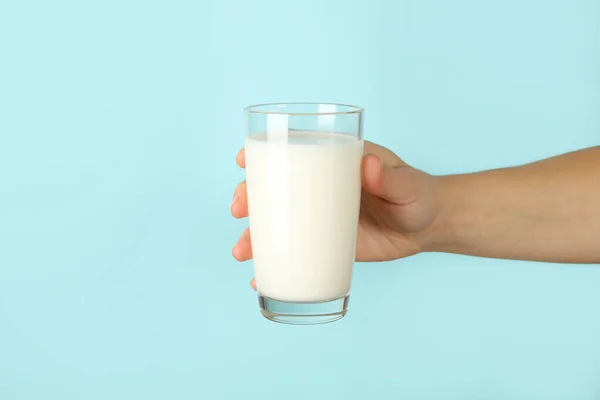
245;131;363;302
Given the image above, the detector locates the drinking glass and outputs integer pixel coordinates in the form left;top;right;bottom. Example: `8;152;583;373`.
244;103;364;324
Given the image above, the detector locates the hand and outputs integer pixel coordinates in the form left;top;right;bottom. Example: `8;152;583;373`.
231;141;443;290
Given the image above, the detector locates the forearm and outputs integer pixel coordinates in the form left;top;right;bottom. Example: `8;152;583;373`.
424;147;600;263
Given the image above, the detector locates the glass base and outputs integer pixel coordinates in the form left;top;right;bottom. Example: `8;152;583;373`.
258;294;349;325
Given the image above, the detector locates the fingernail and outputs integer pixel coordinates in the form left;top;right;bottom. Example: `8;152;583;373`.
232;244;239;257
231;195;239;207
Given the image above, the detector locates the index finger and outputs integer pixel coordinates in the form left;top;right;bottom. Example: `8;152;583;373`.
236;148;246;169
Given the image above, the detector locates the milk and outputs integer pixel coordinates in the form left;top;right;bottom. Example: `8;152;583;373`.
245;131;363;303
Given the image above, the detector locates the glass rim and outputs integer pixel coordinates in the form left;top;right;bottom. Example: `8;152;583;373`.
244;102;363;116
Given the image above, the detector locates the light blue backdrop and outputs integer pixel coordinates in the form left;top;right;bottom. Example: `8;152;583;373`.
1;0;599;399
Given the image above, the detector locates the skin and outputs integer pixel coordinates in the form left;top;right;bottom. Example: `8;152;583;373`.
231;142;600;290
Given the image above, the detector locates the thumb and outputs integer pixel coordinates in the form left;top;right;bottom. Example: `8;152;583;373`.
362;154;419;206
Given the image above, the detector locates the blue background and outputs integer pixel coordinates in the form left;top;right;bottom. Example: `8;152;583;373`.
1;0;599;398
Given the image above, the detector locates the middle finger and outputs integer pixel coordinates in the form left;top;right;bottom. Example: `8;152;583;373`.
231;181;248;219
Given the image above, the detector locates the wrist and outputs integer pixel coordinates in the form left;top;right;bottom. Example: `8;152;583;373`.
417;174;463;253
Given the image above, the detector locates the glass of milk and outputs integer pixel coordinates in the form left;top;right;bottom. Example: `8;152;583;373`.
244;103;364;324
